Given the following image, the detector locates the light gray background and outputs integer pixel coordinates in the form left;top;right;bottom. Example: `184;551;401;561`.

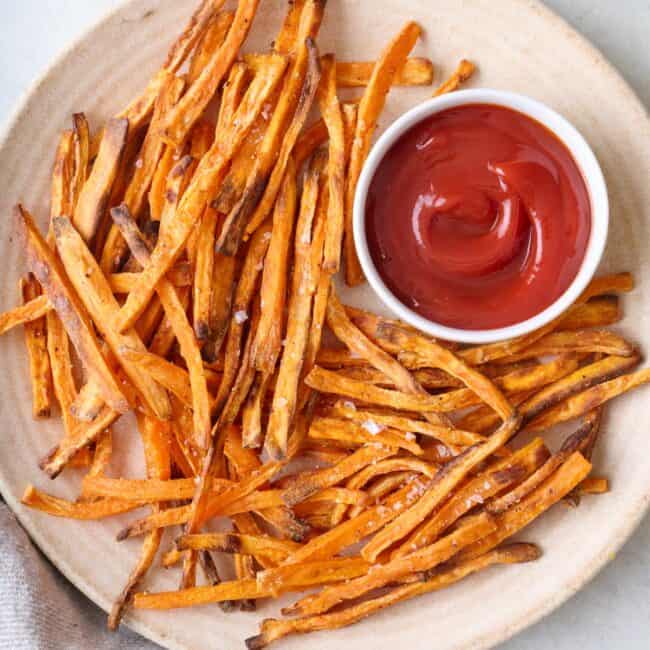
1;1;648;649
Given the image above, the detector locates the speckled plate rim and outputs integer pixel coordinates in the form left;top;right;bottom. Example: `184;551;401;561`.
0;2;648;650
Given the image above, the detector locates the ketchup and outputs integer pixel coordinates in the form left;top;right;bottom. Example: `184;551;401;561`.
365;104;591;330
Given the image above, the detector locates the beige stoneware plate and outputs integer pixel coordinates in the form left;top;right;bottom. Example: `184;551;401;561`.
0;1;649;649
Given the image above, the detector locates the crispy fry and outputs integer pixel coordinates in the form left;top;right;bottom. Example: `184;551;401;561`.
246;544;539;648
337;57;433;87
344;22;421;285
17;205;128;413
72;118;128;244
188;10;235;84
0;294;50;336
306;366;470;414
282;443;394;507
121;348;193;407
177;533;299;562
22;485;144;520
361;416;521;562
460;452;592;560
100;74;185;273
434;59;476;95
264;153;324;459
225;37;322;250
574;477;609;495
308;417;423;455
316;55;346;273
115;56;287;332
488;413;599;515
393;438;550;558
115;0;219;131
290;513;496;617
560;297;621;330
330;402;485;447
526;367;650;432
160;0;261;145
20;274;52;417
108;415;171;629
193;206;220;341
251;159;297;373
53;216;171;419
111;206;210;447
519;355;640;424
293;119;328;171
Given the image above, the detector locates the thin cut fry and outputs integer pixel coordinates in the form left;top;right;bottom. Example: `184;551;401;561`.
188;10;235;84
160;0;261;145
526;367;650;432
434;59;476;95
245;544;539;648
361;416;521;562
111;206;211;447
20;274;52;417
337;57;433;87
54;216;171;420
16;205;128;413
345;21;421;285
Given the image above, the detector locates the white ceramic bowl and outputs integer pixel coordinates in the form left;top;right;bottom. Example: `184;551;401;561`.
353;89;609;343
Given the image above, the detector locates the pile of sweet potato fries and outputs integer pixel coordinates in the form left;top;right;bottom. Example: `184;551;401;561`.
0;1;647;647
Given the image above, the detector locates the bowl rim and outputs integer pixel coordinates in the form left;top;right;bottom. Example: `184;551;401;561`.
353;87;610;344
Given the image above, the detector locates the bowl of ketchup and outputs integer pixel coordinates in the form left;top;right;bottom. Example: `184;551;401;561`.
354;89;608;343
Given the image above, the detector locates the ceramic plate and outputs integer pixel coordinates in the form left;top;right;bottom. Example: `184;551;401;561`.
0;1;649;649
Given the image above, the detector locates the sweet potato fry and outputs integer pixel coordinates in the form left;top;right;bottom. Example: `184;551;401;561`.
20;274;52;417
344;21;421;285
330;402;485;447
72;118;128;244
177;533;299;562
193;206;220;341
22;485;144;520
308;417;423;455
526;367;650;433
306;366;469;414
224;37;322;251
578;271;634;301
393;438;550;558
160;0;260;145
111;205;210;447
188;10;235;84
53;216;171;419
264;153;324;459
17;206;128;413
246;544;540;648
434;59;476;96
100;74;185;273
460;452;592;560
489;413;599;515
361;416;521;562
116;56;287;332
293;119;328;171
251;159;297;373
0;294;50;336
370;320;514;420
520;354;640;424
574;477;609;495
214;224;271;412
121;348;193;407
282;443;395;507
115;0;219;131
288;513;496;617
315;55;346;273
337;57;433;87
109;264;191;294
560;297;621;330
108;414;171;629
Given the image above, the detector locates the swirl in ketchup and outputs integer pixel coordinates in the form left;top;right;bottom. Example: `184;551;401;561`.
365;103;591;330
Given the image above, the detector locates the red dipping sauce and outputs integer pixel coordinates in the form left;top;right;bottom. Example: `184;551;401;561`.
365;103;591;330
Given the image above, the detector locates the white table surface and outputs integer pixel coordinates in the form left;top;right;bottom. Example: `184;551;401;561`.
1;1;649;649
